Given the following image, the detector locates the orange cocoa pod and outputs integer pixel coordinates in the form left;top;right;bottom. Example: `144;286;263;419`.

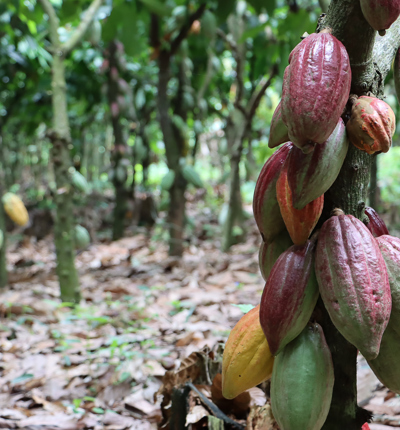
222;305;274;400
276;161;323;245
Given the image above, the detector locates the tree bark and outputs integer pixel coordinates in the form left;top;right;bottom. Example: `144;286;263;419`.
107;40;129;241
369;155;378;209
0;180;7;289
50;55;80;303
316;5;400;429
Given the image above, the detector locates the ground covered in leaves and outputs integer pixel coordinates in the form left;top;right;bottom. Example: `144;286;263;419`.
0;209;399;429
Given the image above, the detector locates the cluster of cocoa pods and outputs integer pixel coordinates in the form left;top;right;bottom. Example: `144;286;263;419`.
222;24;400;430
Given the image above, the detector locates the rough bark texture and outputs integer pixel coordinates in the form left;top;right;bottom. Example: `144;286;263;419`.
316;4;400;429
107;40;129;241
51;55;80;304
369;155;378;208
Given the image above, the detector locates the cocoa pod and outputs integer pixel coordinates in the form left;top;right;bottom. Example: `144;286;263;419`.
2;193;29;227
367;318;400;394
346;96;395;154
260;239;319;356
271;323;334;430
360;0;400;34
365;206;389;237
315;214;391;359
281;33;351;153
259;230;293;281
276;161;323;245
376;235;400;335
253;143;292;243
222;305;274;399
286;118;348;209
268;101;289;149
362;424;371;430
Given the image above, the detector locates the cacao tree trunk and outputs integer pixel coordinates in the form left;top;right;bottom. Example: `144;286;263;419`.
50;55;80;303
0;180;7;289
316;3;400;428
107;40;129;241
369;155;378;209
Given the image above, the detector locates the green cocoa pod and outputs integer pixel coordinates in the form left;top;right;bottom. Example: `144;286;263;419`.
71;170;88;194
367;318;400;394
271;323;334;430
74;225;90;249
258;230;293;281
268;101;290;149
161;170;175;191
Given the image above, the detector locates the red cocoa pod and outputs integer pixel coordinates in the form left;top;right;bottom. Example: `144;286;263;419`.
376;235;400;335
367;317;400;394
276;161;324;245
253;143;292;242
362;424;370;430
365;206;389;237
360;0;400;34
260;239;319;356
346;96;395;154
259;230;293;281
287;118;348;209
281;33;351;153
315;214;391;360
268;101;290;149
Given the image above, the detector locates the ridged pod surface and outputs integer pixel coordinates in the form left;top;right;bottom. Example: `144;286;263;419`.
271;323;334;430
268;101;290;149
2;193;29;227
287;118;348;209
367;318;400;394
315;214;391;359
259;230;293;281
253;143;292;243
376;235;400;335
281;33;351;153
222;305;274;399
360;0;400;34
260;239;319;355
365;206;389;237
346;96;395;154
276;162;324;245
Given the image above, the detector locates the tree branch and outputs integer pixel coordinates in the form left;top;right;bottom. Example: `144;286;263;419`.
62;0;103;55
38;0;60;47
170;2;207;56
246;64;279;123
197;47;216;103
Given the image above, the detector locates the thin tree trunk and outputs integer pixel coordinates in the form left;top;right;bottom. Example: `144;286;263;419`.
315;2;400;427
50;55;80;303
369;155;378;209
107;40;129;241
0;179;7;289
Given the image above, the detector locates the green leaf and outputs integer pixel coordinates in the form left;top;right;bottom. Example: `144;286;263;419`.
232;304;255;314
138;0;170;16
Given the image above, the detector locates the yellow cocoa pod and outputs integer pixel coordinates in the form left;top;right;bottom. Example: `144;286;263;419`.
2;193;29;227
222;305;274;399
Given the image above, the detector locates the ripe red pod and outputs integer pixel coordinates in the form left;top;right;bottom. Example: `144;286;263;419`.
316;214;391;360
260;239;319;356
346;96;395;154
281;33;351;153
253;143;292;243
276;161;324;245
365;206;389;237
360;0;400;35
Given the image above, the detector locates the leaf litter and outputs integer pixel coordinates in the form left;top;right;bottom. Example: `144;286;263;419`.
0;212;398;429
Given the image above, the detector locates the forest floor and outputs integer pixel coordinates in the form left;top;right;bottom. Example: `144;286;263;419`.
0;204;399;430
